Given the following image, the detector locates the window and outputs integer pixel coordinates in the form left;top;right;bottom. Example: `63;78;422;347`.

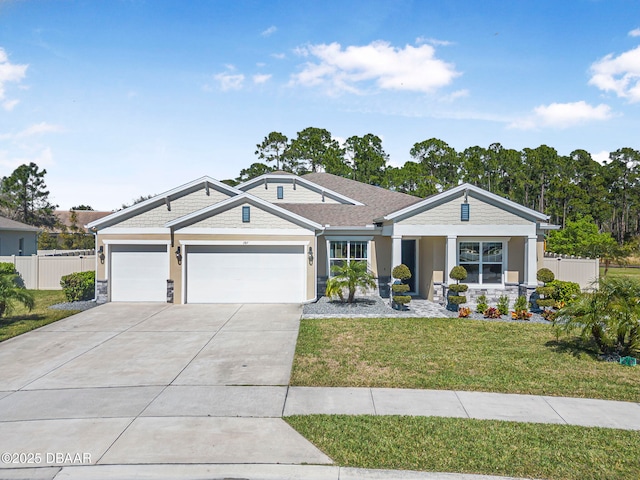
242;206;250;223
277;186;284;199
459;241;503;284
328;240;368;275
18;237;24;256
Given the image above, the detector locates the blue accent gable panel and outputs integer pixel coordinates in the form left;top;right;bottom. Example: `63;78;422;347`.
277;185;284;199
461;203;470;221
242;206;250;223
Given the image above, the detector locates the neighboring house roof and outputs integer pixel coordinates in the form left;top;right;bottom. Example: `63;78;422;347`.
53;210;112;233
278;173;422;226
381;183;549;222
0;216;40;232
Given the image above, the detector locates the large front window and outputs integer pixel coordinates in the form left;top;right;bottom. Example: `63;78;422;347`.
459;241;503;284
329;240;368;275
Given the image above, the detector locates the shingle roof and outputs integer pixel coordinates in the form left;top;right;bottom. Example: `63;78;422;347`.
278;173;421;226
54;210;112;233
0;216;40;232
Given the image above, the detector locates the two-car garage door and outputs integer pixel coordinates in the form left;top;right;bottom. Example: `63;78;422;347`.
186;245;305;303
109;243;306;303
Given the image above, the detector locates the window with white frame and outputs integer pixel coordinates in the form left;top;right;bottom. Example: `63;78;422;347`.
458;241;504;284
328;240;368;275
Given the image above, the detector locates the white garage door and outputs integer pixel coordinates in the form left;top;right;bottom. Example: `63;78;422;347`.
110;244;168;302
186;245;305;303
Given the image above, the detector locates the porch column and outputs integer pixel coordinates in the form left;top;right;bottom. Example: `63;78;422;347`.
391;235;402;275
524;235;538;287
445;235;457;284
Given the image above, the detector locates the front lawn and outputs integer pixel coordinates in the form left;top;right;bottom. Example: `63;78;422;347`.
286;415;640;480
601;266;640;278
291;318;640;402
0;290;80;342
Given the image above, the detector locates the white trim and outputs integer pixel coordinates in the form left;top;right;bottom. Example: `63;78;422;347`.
325;236;374;242
99;227;170;235
179;240;310;246
236;173;364;206
382;183;548;223
87;176;241;229
103;240;172;245
173;227;313;235
393;224;536;237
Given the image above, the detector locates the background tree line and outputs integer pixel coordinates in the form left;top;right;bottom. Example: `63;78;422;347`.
222;127;640;254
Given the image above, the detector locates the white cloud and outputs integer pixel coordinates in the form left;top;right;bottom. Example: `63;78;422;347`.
416;36;453;46
592;150;610;165
0;122;64;140
271;53;286;60
589;45;640;102
252;73;272;84
0;146;54;170
261;26;277;37
0;47;28;109
440;89;469;102
629;28;640;37
3;99;19;111
509;101;613;129
213;70;245;91
290;40;460;95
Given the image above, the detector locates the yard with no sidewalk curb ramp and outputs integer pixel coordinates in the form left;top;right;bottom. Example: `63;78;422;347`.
0;290;80;342
291;317;640;402
286;415;640;480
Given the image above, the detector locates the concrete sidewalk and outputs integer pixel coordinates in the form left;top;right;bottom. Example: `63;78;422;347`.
284;386;640;430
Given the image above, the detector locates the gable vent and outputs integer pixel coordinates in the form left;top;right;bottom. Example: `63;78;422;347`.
461;203;470;222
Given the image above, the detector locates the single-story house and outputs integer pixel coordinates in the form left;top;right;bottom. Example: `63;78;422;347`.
0;216;39;256
87;172;554;304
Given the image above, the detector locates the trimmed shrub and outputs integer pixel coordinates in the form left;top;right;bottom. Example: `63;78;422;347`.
448;295;467;305
537;268;555;284
392;264;412;281
0;262;16;276
448;284;468;293
393;295;411;305
60;271;95;302
449;266;467;282
392;283;410;294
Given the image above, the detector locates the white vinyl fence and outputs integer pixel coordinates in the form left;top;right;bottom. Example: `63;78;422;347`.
542;253;599;290
0;255;95;290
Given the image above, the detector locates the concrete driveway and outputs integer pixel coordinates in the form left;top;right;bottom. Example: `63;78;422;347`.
0;303;332;471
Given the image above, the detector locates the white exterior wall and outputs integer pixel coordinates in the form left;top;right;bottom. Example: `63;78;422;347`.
117;189;231;228
243;182;340;204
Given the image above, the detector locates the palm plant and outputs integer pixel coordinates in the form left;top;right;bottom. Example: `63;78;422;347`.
325;260;376;304
0;274;35;317
555;276;640;356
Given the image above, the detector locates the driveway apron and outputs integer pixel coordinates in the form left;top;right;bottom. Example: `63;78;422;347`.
0;303;332;469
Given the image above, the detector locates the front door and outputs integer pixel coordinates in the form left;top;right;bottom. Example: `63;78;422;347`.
401;239;417;293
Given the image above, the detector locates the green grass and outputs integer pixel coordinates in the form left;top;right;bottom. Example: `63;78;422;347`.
286;415;640;480
291;317;640;401
601;266;640;278
0;290;80;342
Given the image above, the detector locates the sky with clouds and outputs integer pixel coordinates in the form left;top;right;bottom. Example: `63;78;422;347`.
1;0;640;210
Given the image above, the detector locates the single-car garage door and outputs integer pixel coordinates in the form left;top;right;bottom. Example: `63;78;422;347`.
110;244;169;302
186;244;305;303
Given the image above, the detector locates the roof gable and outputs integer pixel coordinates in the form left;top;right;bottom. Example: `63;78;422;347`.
383;183;549;223
236;173;364;206
165;192;322;231
87;176;241;230
0;216;40;232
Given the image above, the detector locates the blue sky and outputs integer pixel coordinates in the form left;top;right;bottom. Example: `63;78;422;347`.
1;0;640;210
